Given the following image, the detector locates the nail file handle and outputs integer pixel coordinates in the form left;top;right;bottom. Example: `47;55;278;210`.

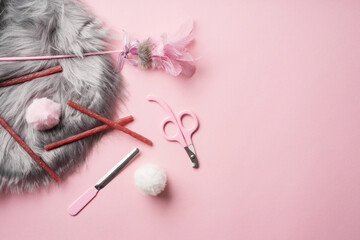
67;187;99;216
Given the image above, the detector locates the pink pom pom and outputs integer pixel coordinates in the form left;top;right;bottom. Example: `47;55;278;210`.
26;98;61;130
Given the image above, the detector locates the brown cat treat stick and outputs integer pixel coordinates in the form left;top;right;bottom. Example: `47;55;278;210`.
0;65;63;87
0;115;61;182
45;116;134;151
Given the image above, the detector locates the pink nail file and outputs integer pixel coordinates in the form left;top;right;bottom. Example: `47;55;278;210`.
67;148;139;216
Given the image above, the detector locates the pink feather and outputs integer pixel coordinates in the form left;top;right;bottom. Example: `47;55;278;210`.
150;18;196;77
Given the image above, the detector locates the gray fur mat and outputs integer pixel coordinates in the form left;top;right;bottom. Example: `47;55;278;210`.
0;0;122;193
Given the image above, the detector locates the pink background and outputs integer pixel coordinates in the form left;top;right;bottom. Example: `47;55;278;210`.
1;0;360;239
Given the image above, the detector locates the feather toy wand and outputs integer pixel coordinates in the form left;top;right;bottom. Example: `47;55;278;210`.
0;18;196;77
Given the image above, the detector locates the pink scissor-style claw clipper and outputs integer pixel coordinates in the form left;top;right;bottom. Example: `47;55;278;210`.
147;95;200;168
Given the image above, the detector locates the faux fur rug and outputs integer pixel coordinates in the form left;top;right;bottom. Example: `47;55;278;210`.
0;0;121;193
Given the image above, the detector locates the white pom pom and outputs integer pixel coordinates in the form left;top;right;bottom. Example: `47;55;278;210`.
25;98;61;130
134;164;167;196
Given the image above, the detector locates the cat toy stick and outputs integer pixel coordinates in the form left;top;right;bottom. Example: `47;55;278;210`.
0;65;63;87
67;100;153;146
0;18;196;77
45;116;134;150
0;115;61;182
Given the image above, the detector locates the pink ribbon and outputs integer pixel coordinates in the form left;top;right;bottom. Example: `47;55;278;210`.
115;31;139;71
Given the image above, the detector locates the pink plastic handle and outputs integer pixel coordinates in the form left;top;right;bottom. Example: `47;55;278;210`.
67;187;99;216
161;116;187;146
176;110;199;145
148;95;199;147
148;95;187;146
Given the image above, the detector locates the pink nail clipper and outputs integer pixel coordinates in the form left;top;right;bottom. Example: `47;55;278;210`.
147;95;200;168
